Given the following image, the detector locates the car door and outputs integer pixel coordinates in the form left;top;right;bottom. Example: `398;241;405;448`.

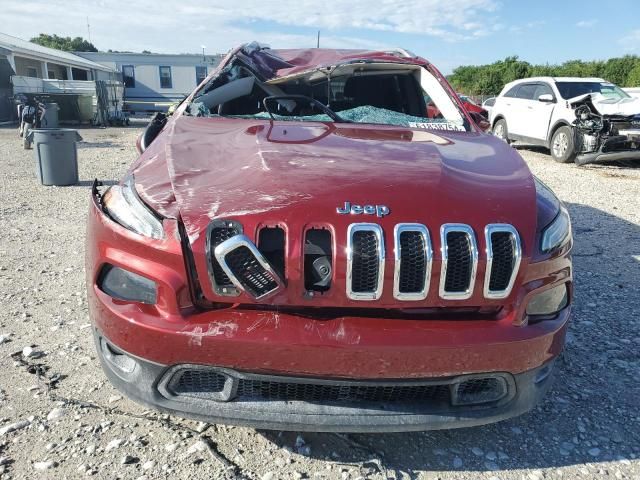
525;83;556;141
507;83;538;137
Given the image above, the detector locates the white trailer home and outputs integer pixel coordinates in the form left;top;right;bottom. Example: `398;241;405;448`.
0;32;121;122
76;52;223;114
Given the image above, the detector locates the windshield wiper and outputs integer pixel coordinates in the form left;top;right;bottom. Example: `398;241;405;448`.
262;95;349;123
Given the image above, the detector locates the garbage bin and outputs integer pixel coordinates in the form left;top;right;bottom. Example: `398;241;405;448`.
41;103;60;128
27;129;83;186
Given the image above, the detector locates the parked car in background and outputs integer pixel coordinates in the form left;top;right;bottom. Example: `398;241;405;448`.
482;96;496;117
490;77;640;165
87;43;573;432
458;94;488;117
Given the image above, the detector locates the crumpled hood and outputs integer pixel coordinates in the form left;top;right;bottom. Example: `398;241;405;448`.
569;93;640;116
144;116;536;249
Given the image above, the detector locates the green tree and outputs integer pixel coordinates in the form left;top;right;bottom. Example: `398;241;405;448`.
448;55;640;95
30;34;97;52
627;64;640;87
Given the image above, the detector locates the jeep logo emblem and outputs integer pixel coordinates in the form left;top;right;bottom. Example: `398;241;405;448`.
336;201;390;218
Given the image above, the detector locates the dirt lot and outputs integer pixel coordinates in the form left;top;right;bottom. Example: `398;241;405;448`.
0;125;638;480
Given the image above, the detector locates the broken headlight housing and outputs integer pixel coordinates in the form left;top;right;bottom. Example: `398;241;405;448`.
541;207;572;253
103;176;164;239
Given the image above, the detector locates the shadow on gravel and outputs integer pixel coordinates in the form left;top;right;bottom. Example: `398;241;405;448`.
77;141;124;149
514;144;640;169
257;202;639;476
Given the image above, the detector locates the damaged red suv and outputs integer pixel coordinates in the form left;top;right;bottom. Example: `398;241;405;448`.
86;43;573;432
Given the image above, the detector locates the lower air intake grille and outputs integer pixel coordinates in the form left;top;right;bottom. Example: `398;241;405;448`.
235;379;450;403
488;232;515;291
163;368;512;407
224;246;280;299
398;231;427;294
444;232;473;292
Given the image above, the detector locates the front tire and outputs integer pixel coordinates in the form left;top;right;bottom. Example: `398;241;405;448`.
493;119;509;143
550;126;576;163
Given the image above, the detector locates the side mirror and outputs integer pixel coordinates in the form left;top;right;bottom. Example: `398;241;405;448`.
538;93;554;103
469;111;490;132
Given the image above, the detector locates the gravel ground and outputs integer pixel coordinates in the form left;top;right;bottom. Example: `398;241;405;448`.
0;125;638;480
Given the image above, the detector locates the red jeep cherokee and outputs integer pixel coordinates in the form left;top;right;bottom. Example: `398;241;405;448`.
86;43;573;432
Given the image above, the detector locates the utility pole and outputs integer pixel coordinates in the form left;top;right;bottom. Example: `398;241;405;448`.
201;45;206;62
87;16;91;43
317;30;320;48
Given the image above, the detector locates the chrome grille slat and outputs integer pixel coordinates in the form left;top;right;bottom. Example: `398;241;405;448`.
393;224;432;300
347;224;384;300
484;224;521;299
439;224;478;300
214;234;284;300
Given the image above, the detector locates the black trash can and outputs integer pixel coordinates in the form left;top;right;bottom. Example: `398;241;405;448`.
28;129;83;186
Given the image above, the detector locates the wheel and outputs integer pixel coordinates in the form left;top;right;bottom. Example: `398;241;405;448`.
493;119;509;143
550;126;577;163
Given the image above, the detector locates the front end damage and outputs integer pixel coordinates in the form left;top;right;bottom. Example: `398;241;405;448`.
572;95;640;166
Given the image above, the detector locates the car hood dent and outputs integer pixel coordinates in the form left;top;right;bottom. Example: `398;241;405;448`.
568;93;640;116
157;116;536;246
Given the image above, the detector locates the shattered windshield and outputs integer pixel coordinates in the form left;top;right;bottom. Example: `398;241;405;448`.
188;55;469;132
556;81;631;100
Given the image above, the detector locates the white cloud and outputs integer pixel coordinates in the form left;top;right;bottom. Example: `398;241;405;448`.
619;29;640;51
576;19;597;28
0;0;500;53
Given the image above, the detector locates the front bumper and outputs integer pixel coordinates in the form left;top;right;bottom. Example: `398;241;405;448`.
95;331;557;432
576;132;640;165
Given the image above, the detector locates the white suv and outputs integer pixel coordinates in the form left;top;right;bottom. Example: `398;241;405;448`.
490;77;640;163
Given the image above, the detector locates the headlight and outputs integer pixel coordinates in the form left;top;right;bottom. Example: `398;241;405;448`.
99;264;157;304
541;207;571;252
526;284;568;316
103;176;164;239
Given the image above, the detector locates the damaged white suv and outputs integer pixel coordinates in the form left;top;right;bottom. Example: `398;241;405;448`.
490;77;640;165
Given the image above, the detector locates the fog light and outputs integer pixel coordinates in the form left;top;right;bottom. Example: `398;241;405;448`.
99;264;157;304
526;284;568;316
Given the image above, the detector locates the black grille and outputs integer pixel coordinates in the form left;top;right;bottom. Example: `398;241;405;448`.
224;246;279;298
455;377;507;405
209;224;240;289
351;231;379;293
165;368;510;406
174;369;226;395
489;232;515;292
236;379;450;403
444;232;472;292
398;231;427;293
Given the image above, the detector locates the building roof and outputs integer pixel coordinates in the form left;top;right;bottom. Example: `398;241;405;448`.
77;51;223;67
0;32;114;72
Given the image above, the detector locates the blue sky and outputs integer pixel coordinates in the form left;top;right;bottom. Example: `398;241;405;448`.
2;0;639;74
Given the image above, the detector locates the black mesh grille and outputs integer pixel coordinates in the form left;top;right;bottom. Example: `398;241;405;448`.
224;246;279;298
455;377;507;404
399;231;427;293
489;232;516;292
174;370;226;394
236;379;451;403
351;231;379;293
444;232;472;292
166;369;510;407
210;225;240;288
